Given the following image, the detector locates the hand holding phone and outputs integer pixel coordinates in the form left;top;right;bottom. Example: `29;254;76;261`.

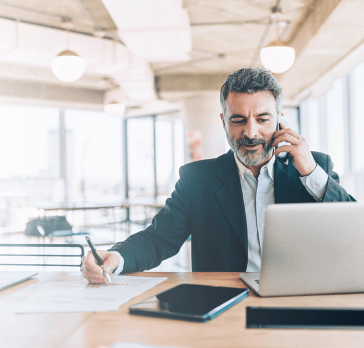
272;116;317;176
275;115;290;164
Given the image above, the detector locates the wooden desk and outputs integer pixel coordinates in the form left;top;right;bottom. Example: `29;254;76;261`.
2;272;364;348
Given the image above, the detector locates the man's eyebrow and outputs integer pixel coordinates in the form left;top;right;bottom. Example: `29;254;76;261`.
256;112;274;117
228;112;274;119
229;114;246;119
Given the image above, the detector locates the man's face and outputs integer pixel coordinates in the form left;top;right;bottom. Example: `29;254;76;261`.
220;91;278;166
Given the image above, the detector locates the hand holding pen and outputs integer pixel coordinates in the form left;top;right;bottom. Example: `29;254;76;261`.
82;236;119;283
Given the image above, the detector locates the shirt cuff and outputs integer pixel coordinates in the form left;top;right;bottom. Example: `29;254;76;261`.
108;251;124;275
300;164;328;201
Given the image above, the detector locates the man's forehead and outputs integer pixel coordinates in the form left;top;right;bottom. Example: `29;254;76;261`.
225;90;276;113
226;90;275;103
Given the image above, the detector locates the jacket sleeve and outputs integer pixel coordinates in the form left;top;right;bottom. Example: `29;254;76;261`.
321;154;356;202
108;166;191;273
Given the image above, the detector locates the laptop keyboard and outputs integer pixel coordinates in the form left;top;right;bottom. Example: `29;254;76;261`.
0;276;18;287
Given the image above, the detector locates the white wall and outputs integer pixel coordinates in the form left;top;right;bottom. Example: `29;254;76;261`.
182;92;226;161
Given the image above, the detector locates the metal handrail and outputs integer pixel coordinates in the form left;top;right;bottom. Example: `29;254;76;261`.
0;243;84;268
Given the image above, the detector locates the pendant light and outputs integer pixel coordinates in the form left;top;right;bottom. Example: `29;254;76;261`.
260;39;295;73
260;15;295;73
104;83;126;116
104;101;126;116
52;22;85;82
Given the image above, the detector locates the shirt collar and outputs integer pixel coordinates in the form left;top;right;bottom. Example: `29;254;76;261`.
234;152;275;182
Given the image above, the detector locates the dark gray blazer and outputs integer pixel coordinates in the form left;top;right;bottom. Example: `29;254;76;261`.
109;150;355;273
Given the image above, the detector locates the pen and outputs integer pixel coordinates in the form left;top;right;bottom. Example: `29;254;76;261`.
85;236;111;283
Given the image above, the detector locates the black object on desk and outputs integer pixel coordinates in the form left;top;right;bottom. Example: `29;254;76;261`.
129;284;249;322
247;307;364;329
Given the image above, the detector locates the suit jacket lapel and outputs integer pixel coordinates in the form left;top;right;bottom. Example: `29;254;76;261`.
214;150;248;255
274;158;305;203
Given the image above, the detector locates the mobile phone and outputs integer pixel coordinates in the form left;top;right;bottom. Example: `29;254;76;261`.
275;115;290;164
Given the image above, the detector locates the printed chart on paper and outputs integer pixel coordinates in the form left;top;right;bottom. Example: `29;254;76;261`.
18;275;168;313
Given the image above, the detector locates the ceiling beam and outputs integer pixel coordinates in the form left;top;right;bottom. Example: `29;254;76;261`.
288;0;343;58
0;78;104;110
158;74;227;92
75;0;118;32
279;0;364;100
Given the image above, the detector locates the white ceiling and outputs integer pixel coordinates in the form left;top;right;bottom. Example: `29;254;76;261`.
154;0;364;102
0;0;116;34
0;0;362;107
102;0;192;62
152;0;311;74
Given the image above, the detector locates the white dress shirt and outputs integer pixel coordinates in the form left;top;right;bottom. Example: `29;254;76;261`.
111;153;329;275
234;153;329;272
109;250;125;275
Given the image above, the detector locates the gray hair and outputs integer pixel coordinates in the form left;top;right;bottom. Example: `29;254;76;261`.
220;67;283;116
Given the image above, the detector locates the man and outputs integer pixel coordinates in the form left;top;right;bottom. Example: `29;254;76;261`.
82;67;355;283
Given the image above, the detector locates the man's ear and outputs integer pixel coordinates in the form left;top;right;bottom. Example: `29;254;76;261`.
277;112;284;125
220;113;225;130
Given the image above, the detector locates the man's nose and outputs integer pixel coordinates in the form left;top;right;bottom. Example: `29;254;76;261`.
244;119;258;139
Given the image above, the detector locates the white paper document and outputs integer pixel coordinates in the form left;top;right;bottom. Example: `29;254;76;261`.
111;343;183;348
17;275;168;313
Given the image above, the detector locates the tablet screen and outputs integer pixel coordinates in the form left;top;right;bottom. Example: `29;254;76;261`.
129;284;249;321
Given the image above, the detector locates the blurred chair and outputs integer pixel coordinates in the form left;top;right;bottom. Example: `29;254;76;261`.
38;224;113;247
37;225;90;242
0;243;84;269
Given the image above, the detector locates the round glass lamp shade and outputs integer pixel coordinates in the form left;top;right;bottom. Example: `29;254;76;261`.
51;50;86;82
260;40;295;74
104;101;126;116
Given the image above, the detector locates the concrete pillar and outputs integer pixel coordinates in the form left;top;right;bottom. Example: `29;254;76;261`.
182;92;227;161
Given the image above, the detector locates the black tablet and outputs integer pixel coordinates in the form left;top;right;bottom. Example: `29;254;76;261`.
129;284;249;322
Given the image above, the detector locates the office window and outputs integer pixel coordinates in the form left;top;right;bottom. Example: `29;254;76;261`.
0;105;60;180
127;117;155;198
65;109;122;202
156;119;174;196
126;115;184;198
299;70;364;200
173;118;185;181
300;80;345;176
306;98;321;152
0;105;61;229
350;61;364;172
326;78;345;176
0;105;62;202
156;117;185;195
282;107;300;134
299;97;322;152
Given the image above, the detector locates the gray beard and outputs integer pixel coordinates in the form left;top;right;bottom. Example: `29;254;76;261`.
225;130;273;166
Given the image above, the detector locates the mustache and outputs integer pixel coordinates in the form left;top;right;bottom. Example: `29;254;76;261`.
236;136;267;147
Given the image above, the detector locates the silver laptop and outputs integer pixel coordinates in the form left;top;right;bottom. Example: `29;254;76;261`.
0;271;38;290
240;202;364;297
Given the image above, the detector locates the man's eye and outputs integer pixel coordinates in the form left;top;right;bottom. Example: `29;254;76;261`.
258;119;269;123
232;119;246;124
